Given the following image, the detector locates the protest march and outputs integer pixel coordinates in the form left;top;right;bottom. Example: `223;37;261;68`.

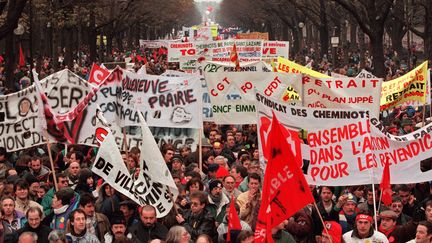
1;1;432;243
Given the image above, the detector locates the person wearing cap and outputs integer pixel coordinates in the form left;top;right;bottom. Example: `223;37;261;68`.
342;213;388;242
207;179;230;224
211;142;235;166
335;193;358;233
322;221;342;243
378;210;416;243
119;200;139;229
399;119;414;135
406;221;432;243
104;212;139;243
170;155;184;176
203;164;219;186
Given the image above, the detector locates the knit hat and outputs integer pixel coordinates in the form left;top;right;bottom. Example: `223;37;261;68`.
237;149;250;159
322;221;342;243
208;164;219;173
171;155;183;164
345;193;357;205
209;180;223;192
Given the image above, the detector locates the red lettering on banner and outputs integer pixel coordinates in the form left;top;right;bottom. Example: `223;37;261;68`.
357;153;377;172
310;145;342;165
308;121;369;147
310;162;349;181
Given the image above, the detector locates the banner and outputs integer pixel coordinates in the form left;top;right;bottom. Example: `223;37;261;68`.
380;61;428;110
296;76;382;118
92;111;175;217
277;57;330;78
0;70;95;151
237;32;269;40
85;67;203;128
356;69;377;79
262;41;289;60
204;72;299;124
256;94;432;186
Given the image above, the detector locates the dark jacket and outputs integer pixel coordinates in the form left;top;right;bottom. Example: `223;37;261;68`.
379;220;417;243
16;222;52;243
312;201;339;236
181;208;218;242
285;207;315;243
128;221;168;243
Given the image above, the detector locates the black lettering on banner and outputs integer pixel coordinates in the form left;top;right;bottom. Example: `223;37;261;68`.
148;89;196;109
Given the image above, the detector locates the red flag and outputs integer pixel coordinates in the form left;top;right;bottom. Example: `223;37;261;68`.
143;55;148;64
88;63;110;85
158;47;165;56
380;161;392;206
254;112;315;243
230;43;240;71
19;44;25;67
227;195;241;242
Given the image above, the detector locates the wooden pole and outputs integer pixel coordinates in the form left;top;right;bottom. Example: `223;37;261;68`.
313;202;333;243
371;182;378;231
44;131;58;191
198;128;203;172
123;127;130;171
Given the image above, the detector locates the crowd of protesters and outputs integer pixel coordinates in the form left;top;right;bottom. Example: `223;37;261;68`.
0;41;429;243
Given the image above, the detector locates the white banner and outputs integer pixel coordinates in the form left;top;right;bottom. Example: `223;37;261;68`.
92;111;175;217
262;41;289;60
256;94;432;186
295;76;382;118
204;72;299;124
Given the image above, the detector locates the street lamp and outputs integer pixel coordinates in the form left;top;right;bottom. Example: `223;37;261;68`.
331;35;339;68
47;22;52;57
298;22;305;50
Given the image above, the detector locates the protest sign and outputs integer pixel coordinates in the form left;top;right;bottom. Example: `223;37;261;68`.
277;57;330;78
204;72;299;124
380;61;428;110
256;94;432;186
92;111;175;217
298;75;382;117
85;67;203;129
356;69;377;79
262;41;289;60
0;69;95;151
237;32;269;40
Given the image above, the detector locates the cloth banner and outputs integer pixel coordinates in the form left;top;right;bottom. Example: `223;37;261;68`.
380;61;428;110
256;94;432;186
92;110;176;217
356;69;377;79
204;72;299;124
262;41;289;60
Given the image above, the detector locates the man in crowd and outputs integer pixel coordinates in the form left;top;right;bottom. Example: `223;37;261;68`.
230;165;247;189
119;200;139;228
222;175;241;198
28;156;50;182
1;195;25;231
378;210;416;242
41;173;79;216
129;205;168;242
207;179;230;223
335;193;358;233
65;209;100;242
16;206;51;243
66;162;80;189
343;214;388;242
46;187;79;233
14;179;43;216
391;196;412;225
406;221;432;243
398;185;418;217
312;186;339;236
79;193;110;242
104;212;139;243
176;191;217;242
237;172;261;228
357;186;380;216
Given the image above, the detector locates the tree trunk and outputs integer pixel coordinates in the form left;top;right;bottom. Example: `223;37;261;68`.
292;28;301;57
371;32;385;78
424;1;432;62
349;18;357;51
89;8;97;62
64;27;73;68
5;32;15;92
319;0;328;59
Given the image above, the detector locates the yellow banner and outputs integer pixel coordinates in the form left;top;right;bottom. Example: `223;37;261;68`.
380;61;428;110
277;57;330;101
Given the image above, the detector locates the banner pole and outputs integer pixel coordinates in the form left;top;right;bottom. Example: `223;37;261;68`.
371;182;378;231
198;128;203;172
167;187;179;215
44;131;58;191
422;103;426;127
377;190;383;215
123;127;130;171
313;202;333;243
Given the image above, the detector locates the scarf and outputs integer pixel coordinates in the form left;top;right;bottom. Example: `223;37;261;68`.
86;215;97;235
210;193;222;206
54;204;69;215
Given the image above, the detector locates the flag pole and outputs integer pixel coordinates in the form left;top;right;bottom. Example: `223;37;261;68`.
377;190;383;214
122;127;130;171
44;131;58;191
371;182;378;231
198;128;203;172
167;187;179;215
312;202;333;243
